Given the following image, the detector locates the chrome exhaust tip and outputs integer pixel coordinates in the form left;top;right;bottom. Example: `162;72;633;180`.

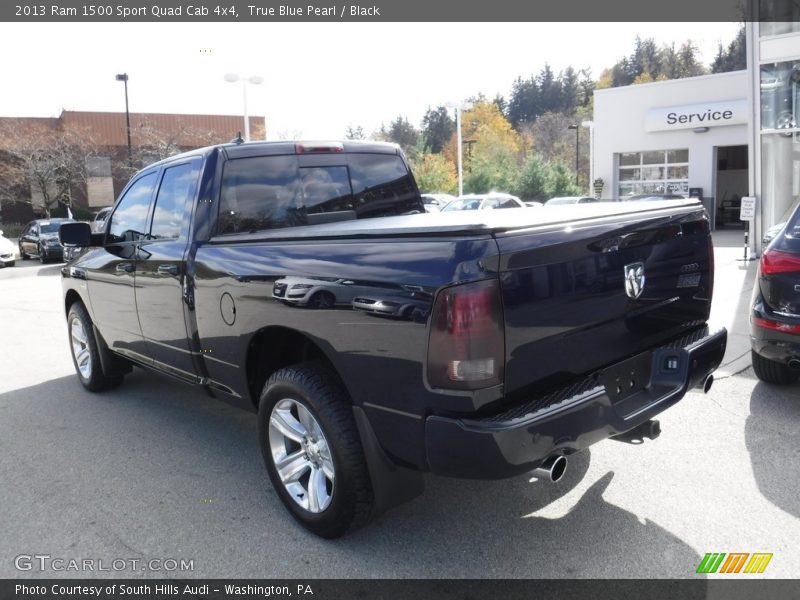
532;455;568;483
702;374;714;394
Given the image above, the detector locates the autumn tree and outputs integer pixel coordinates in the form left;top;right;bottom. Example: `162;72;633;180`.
411;153;457;194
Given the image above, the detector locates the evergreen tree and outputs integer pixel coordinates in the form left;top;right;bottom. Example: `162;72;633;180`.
421;106;454;154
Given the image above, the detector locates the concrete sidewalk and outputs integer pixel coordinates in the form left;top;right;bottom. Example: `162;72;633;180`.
708;228;759;377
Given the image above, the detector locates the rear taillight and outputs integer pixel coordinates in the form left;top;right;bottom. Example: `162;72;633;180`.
760;248;800;275
752;316;800;334
427;279;505;390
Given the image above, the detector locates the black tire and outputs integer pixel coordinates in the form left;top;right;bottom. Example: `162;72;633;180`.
257;362;374;538
307;291;335;310
67;301;124;392
6;261;14;268
38;244;47;264
751;350;800;385
19;245;28;260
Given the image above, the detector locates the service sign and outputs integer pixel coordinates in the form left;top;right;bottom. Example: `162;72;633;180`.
646;99;748;132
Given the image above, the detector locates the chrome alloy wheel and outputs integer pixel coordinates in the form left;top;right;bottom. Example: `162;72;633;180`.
70;316;92;379
268;398;335;513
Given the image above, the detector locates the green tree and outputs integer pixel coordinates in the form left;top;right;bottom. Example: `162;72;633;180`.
378;116;420;157
464;148;517;195
711;24;746;73
411;153;457;194
545;160;582;198
512;153;549;200
345;125;365;140
420;106;454;154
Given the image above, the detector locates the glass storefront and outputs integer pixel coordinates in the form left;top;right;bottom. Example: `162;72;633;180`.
761;59;800;227
617;149;689;197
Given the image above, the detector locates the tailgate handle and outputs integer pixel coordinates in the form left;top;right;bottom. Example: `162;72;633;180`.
158;264;179;276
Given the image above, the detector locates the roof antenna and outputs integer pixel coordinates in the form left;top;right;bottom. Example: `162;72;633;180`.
231;131;244;144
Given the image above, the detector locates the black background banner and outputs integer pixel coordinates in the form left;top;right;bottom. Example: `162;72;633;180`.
1;580;800;600
1;0;760;23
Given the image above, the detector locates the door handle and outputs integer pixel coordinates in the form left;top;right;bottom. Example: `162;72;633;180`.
116;263;135;273
157;264;179;276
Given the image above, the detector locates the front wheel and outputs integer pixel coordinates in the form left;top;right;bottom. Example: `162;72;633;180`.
67;302;124;392
257;363;374;538
751;350;800;385
38;245;47;264
19;245;28;260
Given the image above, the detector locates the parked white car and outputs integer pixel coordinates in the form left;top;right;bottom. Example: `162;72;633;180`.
272;276;379;309
0;230;17;267
441;193;526;212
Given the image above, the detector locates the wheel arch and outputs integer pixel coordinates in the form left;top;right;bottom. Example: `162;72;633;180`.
245;325;349;408
64;288;85;317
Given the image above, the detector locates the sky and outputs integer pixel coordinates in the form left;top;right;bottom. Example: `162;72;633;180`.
0;22;742;140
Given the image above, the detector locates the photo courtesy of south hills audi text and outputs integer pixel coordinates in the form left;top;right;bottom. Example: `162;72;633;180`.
14;584;315;597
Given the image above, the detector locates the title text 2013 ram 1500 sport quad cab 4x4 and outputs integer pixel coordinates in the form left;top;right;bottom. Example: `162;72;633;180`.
60;140;726;538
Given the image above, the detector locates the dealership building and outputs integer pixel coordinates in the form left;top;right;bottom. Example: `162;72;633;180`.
592;20;800;253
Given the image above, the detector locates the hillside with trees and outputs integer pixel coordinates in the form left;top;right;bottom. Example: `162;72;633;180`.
369;25;746;200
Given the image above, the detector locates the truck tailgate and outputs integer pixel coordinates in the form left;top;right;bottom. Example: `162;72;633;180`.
495;204;713;397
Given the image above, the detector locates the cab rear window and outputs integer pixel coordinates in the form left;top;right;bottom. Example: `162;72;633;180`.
217;153;421;235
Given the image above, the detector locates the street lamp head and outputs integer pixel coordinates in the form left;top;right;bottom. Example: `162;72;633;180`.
223;73;241;83
567;124;578;130
248;76;264;85
115;73;128;82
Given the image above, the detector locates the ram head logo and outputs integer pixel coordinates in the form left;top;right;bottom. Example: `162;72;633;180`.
624;262;646;299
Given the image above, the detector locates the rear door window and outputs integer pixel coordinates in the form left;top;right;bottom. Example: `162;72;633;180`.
150;161;200;240
218;152;420;235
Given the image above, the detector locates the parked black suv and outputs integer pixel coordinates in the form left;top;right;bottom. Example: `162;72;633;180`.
751;204;800;384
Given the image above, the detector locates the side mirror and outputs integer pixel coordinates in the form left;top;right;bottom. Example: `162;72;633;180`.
59;222;93;247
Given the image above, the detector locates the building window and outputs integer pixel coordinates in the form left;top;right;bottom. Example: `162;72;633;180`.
617;149;689;197
759;0;800;37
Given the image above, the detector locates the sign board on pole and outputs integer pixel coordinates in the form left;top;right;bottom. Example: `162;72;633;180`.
740;196;756;221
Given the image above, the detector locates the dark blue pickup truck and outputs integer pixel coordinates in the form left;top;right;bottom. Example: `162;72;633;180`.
60;140;726;537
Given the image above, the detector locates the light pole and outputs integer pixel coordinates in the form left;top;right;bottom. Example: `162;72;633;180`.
581;120;594;196
446;100;473;196
568;124;579;186
115;73;132;168
224;73;264;142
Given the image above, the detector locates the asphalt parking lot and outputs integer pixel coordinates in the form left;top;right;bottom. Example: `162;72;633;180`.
0;235;798;579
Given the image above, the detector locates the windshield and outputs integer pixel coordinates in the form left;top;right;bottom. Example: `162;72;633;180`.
40;221;71;233
442;198;481;212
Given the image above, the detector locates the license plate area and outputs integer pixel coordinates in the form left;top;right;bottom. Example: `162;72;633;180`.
599;351;653;405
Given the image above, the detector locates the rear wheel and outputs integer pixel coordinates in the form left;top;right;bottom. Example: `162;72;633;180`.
751;350;800;385
257;362;374;538
67;302;124;392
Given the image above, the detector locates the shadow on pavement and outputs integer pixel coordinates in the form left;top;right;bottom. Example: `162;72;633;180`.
0;371;705;579
746;379;800;518
37;264;65;277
